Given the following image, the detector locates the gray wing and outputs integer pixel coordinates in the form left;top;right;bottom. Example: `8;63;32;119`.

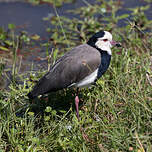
28;44;101;98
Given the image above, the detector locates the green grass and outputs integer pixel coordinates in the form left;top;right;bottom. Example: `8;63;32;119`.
0;0;152;151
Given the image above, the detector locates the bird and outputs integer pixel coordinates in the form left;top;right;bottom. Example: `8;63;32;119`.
28;30;121;120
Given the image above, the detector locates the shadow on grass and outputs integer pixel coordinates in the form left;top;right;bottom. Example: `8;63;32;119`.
24;88;89;117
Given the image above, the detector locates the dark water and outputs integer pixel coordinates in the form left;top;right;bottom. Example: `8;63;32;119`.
0;0;95;37
0;0;151;36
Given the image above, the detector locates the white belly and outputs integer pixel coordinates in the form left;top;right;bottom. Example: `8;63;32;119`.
75;69;98;88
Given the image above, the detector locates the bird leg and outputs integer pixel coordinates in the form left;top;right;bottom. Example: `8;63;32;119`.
75;96;80;121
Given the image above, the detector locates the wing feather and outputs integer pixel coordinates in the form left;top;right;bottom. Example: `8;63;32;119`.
28;44;101;98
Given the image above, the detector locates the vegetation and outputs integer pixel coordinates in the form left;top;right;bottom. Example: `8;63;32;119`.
0;0;152;151
26;0;75;7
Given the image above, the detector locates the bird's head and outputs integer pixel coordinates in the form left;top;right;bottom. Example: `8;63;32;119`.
87;31;121;55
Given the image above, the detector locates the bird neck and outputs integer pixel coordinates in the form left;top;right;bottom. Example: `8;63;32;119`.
97;51;111;79
87;42;111;79
87;40;96;48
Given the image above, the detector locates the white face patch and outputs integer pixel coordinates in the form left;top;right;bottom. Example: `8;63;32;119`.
95;31;112;55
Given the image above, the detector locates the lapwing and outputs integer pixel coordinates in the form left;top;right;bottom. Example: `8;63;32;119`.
28;31;121;120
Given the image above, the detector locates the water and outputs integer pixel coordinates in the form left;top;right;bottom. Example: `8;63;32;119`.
0;0;151;37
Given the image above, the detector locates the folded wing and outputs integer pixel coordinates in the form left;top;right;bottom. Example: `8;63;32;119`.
28;44;101;99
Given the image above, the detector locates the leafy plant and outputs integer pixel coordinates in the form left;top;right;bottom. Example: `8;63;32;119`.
27;0;75;7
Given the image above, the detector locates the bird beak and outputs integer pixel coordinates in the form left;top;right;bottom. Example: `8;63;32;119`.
110;41;121;47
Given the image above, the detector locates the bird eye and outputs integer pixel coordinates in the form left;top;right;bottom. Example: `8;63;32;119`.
103;39;108;42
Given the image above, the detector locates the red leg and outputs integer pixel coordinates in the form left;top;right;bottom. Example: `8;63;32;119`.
75;96;80;121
